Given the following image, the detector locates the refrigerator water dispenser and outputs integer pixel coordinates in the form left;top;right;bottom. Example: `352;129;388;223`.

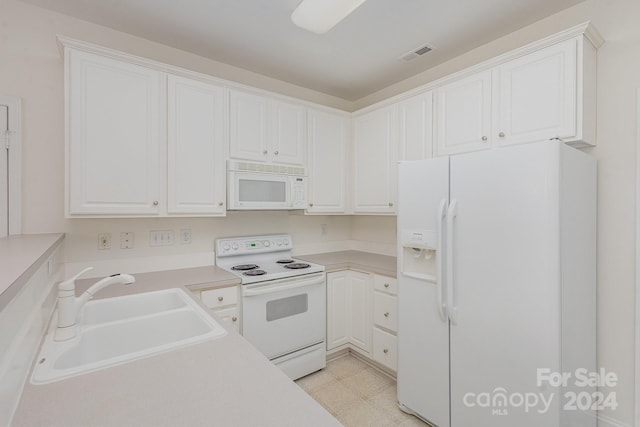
400;230;437;283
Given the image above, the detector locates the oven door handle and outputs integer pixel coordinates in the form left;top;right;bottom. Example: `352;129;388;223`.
243;276;324;297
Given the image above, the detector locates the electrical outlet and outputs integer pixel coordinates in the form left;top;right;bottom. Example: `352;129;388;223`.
180;229;192;244
150;230;174;247
98;233;111;250
120;232;134;249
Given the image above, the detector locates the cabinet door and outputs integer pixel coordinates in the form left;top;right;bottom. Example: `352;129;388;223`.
373;291;397;333
497;39;578;147
271;100;306;166
307;109;349;213
398;91;433;161
434;71;492;156
167;75;227;215
67;50;162;215
326;271;350;350
229;90;269;162
352;105;397;214
372;327;398;372
215;306;240;333
348;271;371;353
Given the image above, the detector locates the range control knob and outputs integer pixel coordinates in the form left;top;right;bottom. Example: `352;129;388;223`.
223;243;230;251
276;240;283;246
231;243;239;250
263;241;271;247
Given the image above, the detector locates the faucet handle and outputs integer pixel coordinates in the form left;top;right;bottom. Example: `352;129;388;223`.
58;267;93;292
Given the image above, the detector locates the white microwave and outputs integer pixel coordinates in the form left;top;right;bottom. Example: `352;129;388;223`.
227;161;308;210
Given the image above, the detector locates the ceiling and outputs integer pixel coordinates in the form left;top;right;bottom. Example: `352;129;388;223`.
20;0;585;101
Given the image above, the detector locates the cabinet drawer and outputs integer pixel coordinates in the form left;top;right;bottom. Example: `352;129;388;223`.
373;275;397;295
214;306;240;332
201;286;238;308
373;292;397;332
373;328;397;372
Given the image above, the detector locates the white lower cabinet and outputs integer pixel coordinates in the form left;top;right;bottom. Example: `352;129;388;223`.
372;328;398;372
372;275;398;372
326;270;371;354
326;270;398;372
195;286;240;332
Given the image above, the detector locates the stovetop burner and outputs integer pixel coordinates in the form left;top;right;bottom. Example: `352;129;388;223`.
276;259;295;264
284;262;311;270
243;269;267;276
232;264;259;271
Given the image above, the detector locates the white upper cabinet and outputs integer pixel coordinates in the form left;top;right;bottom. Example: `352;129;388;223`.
229;90;269;162
306;109;349;214
167;75;227;215
230;90;307;166
352;105;397;214
398;91;434;161
66;49;163;216
434;70;493;156
433;29;600;156
271;100;307;165
496;38;583;147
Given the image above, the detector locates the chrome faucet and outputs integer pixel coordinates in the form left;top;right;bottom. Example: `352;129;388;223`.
54;267;136;341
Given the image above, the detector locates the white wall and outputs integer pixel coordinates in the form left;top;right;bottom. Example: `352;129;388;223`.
351;1;640;425
1;0;638;425
0;0;355;272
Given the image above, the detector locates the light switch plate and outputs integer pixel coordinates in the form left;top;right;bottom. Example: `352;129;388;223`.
150;230;174;247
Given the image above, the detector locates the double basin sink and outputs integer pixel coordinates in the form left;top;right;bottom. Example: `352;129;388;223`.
32;288;227;384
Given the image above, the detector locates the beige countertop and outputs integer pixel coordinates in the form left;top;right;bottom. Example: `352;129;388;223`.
12;266;341;427
0;233;64;310
297;250;397;277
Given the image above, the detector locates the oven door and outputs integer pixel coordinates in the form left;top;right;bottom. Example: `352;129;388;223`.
228;171;292;210
241;272;325;360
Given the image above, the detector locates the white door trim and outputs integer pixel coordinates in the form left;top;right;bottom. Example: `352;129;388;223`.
0;94;21;236
635;88;640;427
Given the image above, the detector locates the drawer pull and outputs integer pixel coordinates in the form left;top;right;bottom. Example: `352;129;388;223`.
218;296;224;302
383;312;390;318
383;349;389;354
231;316;237;322
384;283;390;288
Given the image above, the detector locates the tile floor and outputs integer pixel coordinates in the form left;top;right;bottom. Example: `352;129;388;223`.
295;354;430;427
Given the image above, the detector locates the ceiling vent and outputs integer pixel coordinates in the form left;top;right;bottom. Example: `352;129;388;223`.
400;43;434;62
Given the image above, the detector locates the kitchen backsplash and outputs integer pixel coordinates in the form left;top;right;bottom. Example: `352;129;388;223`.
62;213;397;277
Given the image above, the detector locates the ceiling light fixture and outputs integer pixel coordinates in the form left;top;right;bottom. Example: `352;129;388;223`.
291;0;368;35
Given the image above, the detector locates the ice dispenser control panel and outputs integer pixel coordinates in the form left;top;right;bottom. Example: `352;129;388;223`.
400;229;437;282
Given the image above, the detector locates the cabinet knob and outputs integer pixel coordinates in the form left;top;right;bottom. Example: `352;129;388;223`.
498;132;505;138
274;150;279;155
388;202;394;207
262;150;268;155
218;201;224;207
218;296;224;302
308;203;314;207
152;200;159;206
384;312;390;318
384;283;390;288
482;136;488;141
231;316;237;322
383;348;389;354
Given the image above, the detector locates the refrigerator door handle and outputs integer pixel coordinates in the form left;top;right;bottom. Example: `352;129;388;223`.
446;199;458;325
436;199;448;322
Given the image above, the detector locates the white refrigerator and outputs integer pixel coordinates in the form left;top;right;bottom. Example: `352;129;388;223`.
396;141;596;427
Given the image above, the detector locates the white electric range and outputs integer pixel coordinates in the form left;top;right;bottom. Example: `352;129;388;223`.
215;234;326;380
